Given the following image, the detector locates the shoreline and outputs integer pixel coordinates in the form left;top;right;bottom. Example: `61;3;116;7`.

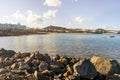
0;48;120;80
0;32;118;37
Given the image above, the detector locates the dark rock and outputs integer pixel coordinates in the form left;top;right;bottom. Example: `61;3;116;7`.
15;58;24;62
63;71;71;77
43;54;51;63
42;70;54;78
35;52;51;63
19;62;30;71
50;61;65;69
50;65;61;74
11;70;27;75
34;51;44;60
14;52;21;58
25;52;35;63
91;56;120;75
0;48;15;58
54;74;62;80
0;74;35;80
57;56;68;65
73;59;97;79
70;57;79;65
34;70;50;80
39;61;49;72
20;52;30;58
0;68;9;75
32;59;40;66
52;54;60;61
11;63;19;70
3;59;14;67
106;74;120;80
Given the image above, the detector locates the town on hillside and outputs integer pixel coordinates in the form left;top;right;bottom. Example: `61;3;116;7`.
0;23;119;36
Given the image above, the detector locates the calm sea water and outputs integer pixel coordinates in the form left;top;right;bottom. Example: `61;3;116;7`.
0;34;120;61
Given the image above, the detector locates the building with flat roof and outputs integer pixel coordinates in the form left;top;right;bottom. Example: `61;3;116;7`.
0;23;27;30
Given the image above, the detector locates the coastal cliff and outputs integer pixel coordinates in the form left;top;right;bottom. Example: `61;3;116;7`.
0;48;120;80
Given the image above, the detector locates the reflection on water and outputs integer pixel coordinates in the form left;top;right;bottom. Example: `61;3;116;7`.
0;34;120;62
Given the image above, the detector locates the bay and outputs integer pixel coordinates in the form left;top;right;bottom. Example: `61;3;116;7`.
0;33;120;62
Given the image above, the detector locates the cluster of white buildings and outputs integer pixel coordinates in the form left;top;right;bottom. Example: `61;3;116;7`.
0;23;27;30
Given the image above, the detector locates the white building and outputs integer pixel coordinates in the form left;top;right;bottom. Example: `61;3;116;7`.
0;23;27;30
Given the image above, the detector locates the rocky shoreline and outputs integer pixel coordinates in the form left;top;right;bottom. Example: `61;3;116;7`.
0;48;120;80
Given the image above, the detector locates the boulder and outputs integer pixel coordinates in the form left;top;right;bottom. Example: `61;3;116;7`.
106;74;120;80
50;65;61;74
43;54;51;63
90;56;120;75
1;74;35;80
19;62;30;71
57;56;68;65
73;59;97;79
34;70;50;80
34;70;38;80
31;60;40;69
32;59;40;65
39;61;49;72
63;71;71;77
15;58;24;62
51;54;60;61
25;57;32;63
2;58;14;67
0;48;15;58
35;52;51;63
20;52;30;58
11;70;27;75
66;75;76;80
25;52;35;63
14;52;21;58
54;74;62;80
0;68;9;75
11;62;30;71
34;51;44;60
70;57;79;65
66;65;73;74
63;65;73;77
0;57;4;63
42;70;54;78
50;61;65;69
11;63;19;70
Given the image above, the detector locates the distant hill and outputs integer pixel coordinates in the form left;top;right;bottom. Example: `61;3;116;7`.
41;25;117;34
42;25;69;32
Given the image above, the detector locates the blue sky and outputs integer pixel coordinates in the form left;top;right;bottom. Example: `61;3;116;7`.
0;0;120;30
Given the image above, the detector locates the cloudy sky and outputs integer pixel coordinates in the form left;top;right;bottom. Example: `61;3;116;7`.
0;0;120;30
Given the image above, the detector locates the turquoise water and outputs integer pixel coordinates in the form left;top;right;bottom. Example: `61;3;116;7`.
0;34;120;61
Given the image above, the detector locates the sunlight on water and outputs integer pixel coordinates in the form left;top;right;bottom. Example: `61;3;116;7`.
0;34;120;62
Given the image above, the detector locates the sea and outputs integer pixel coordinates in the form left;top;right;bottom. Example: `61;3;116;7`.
0;33;120;62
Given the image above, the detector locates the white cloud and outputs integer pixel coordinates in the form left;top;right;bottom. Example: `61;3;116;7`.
44;0;61;7
74;17;86;25
2;10;44;28
74;0;78;2
43;10;57;19
12;10;25;20
27;10;43;24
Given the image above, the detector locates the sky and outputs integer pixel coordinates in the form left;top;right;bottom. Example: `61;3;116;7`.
0;0;120;30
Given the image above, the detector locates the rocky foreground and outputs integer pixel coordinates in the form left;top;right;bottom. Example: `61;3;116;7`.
0;48;120;80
